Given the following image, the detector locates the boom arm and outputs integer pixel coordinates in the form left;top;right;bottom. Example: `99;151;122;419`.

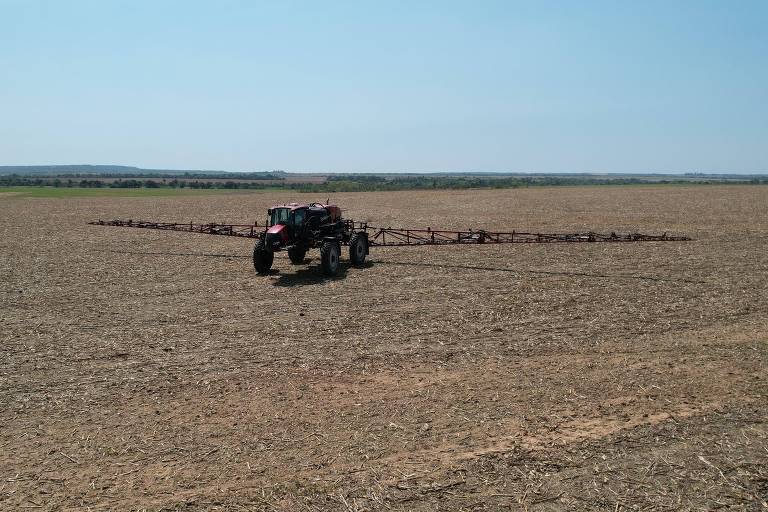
89;219;691;245
89;219;263;238
365;226;690;245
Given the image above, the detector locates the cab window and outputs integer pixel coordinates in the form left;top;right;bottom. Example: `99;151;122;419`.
270;208;290;225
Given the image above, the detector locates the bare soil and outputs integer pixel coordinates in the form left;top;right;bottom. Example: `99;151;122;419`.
1;186;766;511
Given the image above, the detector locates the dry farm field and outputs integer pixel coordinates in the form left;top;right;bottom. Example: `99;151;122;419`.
1;185;766;511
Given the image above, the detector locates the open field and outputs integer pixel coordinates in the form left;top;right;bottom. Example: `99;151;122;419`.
1;186;766;510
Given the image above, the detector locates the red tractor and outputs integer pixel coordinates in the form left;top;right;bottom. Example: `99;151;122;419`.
253;202;368;276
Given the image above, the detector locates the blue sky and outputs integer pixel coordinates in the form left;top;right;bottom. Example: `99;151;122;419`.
1;0;766;172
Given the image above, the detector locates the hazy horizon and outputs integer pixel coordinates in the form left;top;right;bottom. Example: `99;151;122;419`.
2;1;766;173
3;164;768;176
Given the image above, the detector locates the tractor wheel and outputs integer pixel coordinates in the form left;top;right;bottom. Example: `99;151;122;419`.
252;239;273;274
349;233;368;266
320;240;340;276
288;247;306;265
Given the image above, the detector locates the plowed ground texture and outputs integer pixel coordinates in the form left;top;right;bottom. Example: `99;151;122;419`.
1;186;766;511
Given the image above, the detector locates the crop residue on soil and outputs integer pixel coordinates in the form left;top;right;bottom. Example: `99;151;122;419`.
1;186;766;510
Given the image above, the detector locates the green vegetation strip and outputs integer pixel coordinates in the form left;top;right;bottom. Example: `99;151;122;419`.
0;186;262;198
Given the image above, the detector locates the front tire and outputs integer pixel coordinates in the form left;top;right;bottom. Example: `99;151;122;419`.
288;247;306;265
349;233;368;266
320;240;340;276
253;239;274;274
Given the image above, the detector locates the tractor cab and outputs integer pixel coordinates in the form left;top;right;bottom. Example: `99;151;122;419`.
269;206;307;227
269;204;306;235
266;204;304;250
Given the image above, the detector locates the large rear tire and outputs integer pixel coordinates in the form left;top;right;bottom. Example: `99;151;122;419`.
253;239;273;274
320;240;340;276
288;247;306;265
349;233;368;266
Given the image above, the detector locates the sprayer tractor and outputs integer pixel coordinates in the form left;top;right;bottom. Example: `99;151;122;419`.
89;201;691;278
254;202;368;276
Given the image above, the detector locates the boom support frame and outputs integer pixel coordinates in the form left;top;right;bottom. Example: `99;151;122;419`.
89;219;691;245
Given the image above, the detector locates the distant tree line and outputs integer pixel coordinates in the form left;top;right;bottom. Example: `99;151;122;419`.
0;165;288;179
0;171;282;180
1;174;767;191
79;171;282;180
315;175;768;191
0;176;282;189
